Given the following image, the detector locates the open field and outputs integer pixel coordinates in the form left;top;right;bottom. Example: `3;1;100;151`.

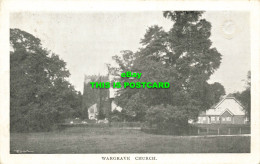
10;127;250;153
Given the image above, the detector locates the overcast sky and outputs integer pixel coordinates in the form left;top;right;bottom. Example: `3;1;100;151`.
10;11;250;94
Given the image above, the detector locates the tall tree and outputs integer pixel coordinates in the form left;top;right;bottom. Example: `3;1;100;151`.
10;28;81;132
109;11;222;127
231;71;251;120
201;82;226;108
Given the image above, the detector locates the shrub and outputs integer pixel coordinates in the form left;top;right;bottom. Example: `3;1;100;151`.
145;104;189;135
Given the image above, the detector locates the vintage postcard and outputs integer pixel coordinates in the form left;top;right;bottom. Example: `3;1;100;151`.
0;0;260;164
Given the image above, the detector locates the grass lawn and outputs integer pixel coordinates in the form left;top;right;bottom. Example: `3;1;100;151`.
10;127;250;153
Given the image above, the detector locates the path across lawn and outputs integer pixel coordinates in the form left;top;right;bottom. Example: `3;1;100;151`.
10;127;250;153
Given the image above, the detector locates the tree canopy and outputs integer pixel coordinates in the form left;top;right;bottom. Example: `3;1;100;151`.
231;71;251;120
10;28;82;132
109;11;225;126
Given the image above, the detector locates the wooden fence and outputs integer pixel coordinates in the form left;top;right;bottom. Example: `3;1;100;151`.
195;124;251;135
142;124;251;136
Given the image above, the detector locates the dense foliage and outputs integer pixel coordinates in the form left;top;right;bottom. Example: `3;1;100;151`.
10;28;82;132
145;105;189;134
231;71;251;120
108;11;225;131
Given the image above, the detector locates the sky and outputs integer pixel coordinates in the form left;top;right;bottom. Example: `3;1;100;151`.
10;11;250;94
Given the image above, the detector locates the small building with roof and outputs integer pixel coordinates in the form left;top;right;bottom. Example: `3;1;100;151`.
197;97;248;124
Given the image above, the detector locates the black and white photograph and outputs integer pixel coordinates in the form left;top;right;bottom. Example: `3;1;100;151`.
1;1;260;164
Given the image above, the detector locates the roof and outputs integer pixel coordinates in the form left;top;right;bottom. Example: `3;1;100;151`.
220;108;234;116
212;96;244;109
199;96;245;116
